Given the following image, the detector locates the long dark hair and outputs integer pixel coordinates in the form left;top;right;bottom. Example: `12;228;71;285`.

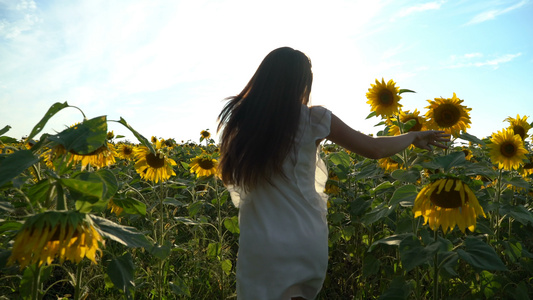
217;47;313;190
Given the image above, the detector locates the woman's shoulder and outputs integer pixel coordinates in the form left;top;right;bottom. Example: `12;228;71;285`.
300;105;332;138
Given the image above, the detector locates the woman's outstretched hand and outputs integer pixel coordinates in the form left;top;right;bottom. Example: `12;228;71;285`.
412;130;451;151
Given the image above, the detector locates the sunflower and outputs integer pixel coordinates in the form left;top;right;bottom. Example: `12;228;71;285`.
190;154;218;177
488;128;528;171
8;211;104;269
106;131;114;140
378;156;402;173
69;143;117;170
116;143;136;160
200;130;211;139
413;178;486;234
504;114;531;141
386;109;426;136
461;146;473;161
163;138;176;149
425;93;471;137
324;170;341;196
366;78;402;118
322;143;339;155
134;146;177;183
107;199;124;216
520;154;533;177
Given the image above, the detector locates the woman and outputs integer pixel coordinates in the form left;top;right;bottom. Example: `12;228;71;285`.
217;47;449;300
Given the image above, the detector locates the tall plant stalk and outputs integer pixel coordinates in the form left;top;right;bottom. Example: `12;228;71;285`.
433;229;439;300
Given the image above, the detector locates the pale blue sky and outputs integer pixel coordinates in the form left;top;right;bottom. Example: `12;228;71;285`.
1;0;532;144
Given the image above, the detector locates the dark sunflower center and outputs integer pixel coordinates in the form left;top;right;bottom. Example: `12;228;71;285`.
146;153;166;168
512;125;526;140
462;149;471;157
434;104;461;127
429;185;463;208
198;158;215;170
524;162;533;170
379;89;394;106
202;132;210;138
123;147;133;155
500;142;517;158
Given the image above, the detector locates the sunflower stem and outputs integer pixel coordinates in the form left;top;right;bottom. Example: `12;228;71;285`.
433;229;439;300
495;169;503;241
158;180;165;300
14;187;36;214
215;178;225;299
74;262;83;300
31;264;41;300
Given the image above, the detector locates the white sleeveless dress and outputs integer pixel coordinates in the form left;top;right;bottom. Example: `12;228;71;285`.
229;105;331;300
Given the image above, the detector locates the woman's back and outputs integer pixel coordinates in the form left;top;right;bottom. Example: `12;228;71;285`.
231;105;332;300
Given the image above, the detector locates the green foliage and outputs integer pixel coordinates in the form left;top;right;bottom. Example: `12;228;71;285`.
1;102;532;299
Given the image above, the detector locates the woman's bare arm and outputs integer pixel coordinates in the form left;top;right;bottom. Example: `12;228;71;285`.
326;113;451;159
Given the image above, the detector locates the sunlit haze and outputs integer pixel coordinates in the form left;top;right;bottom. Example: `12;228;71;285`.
1;0;532;144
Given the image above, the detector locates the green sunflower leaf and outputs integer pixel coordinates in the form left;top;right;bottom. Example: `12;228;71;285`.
368;233;413;252
402;119;417;132
362;254;381;277
0;150;40;188
391;168;421;183
116;117;156;153
26;102;70;141
399;235;440;271
111;197;147;216
457;237;507;271
503;176;531;190
107;252;135;299
398;89;416;94
68;169;118;213
169;277;191;297
500;204;533;225
420;151;467;172
389;184;417;207
0;125;11;137
223;216;240;234
459;132;485;146
378;276;411;299
362;203;398;225
365;111;377;119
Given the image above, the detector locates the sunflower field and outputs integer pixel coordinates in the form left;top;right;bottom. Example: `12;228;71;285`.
1;79;532;300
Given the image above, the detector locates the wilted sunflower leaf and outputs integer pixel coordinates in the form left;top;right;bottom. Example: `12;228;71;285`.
26;102;70;141
47;115;107;154
91;215;153;249
116;118;155;153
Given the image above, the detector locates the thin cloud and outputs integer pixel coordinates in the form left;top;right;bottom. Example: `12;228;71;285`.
465;0;529;25
446;53;522;69
396;1;444;18
0;0;39;39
